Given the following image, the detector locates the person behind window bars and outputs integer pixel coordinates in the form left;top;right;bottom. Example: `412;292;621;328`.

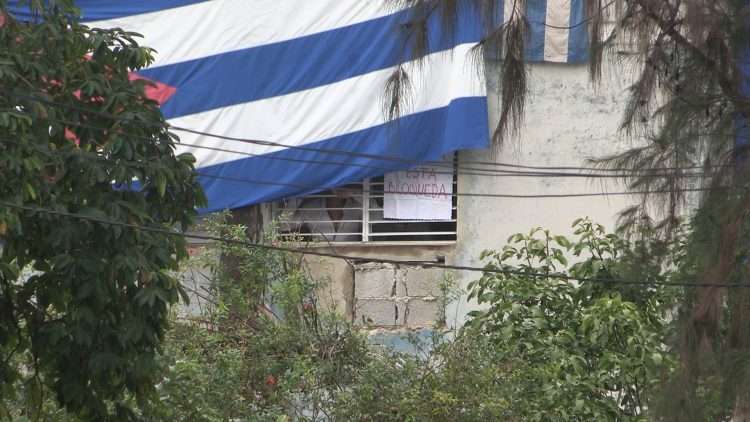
279;186;364;242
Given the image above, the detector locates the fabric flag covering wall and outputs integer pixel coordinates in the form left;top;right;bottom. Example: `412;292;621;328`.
8;0;588;213
520;0;589;63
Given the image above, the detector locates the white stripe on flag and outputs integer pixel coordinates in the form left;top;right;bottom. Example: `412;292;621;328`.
172;43;485;167
543;0;572;62
88;0;401;68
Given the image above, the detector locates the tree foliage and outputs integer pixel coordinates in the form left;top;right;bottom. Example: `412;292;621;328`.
391;0;750;418
155;217;678;421
7;216;677;420
467;218;678;421
0;2;203;419
4;0;749;419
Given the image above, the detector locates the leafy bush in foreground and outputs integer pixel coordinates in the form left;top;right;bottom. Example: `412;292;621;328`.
5;217;680;421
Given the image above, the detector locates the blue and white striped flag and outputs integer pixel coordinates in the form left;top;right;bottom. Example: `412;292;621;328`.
9;0;587;213
514;0;589;63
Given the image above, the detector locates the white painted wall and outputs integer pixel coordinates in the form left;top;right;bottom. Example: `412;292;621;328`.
447;59;638;326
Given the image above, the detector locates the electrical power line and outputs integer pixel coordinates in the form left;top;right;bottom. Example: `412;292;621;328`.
0;136;728;200
194;170;727;200
173;141;709;180
0;100;711;182
169;124;713;178
26;117;698;180
9;108;713;182
1;199;748;288
4;90;723;176
534;0;617;30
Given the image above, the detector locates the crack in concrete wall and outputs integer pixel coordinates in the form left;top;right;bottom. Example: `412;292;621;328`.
353;263;441;329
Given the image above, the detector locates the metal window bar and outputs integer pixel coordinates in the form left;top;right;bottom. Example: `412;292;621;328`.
272;158;458;243
362;179;370;242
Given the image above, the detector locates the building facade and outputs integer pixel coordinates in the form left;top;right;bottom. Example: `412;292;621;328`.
207;57;646;330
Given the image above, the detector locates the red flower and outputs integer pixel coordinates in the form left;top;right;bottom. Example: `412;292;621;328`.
265;375;277;387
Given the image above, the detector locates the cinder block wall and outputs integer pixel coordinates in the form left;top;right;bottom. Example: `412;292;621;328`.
353;263;444;328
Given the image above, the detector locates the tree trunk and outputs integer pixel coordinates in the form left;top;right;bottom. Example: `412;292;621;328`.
730;280;750;422
228;204;264;243
220;205;265;316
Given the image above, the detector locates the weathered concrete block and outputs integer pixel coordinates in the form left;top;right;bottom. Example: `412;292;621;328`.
405;298;440;328
354;299;405;327
354;264;396;298
401;267;444;297
394;267;408;297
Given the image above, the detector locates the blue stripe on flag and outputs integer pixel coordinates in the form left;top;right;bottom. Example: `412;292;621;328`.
567;0;589;63
6;0;208;22
139;5;484;119
524;0;548;62
736;17;750;162
195;96;489;213
493;0;505;27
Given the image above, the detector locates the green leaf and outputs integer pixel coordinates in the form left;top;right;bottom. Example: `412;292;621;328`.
156;173;167;197
176;284;191;306
651;352;663;366
23;182;36;200
554;235;572;249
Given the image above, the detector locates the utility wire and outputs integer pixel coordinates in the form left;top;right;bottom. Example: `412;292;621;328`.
1;199;748;288
0;136;728;200
172;141;708;180
170;124;713;177
9;108;713;181
194;170;727;200
4;90;722;175
534;0;617;30
63;123;710;178
30;117;705;180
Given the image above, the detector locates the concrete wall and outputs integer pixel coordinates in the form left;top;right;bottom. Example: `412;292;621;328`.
448;60;636;326
303;244;453;328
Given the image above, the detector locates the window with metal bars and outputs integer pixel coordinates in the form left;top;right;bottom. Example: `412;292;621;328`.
273;168;458;243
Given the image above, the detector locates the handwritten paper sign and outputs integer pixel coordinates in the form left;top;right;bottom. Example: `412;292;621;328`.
384;166;453;220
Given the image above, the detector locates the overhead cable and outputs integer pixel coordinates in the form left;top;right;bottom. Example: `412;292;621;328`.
1;199;748;288
0;136;728;200
13;112;712;181
4;90;723;175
